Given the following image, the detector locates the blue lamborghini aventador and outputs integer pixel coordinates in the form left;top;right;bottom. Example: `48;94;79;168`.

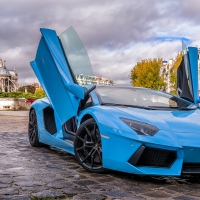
29;26;200;176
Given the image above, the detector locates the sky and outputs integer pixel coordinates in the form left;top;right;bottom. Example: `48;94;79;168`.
1;0;200;85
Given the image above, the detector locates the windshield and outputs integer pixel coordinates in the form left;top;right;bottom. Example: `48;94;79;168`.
59;27;94;85
96;87;194;109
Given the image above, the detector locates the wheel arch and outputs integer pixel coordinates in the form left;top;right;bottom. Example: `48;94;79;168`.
80;114;94;125
79;112;103;130
29;106;35;113
29;107;36;121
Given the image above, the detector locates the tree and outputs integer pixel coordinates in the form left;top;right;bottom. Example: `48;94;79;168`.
34;87;46;98
170;52;183;94
18;85;36;94
130;58;166;90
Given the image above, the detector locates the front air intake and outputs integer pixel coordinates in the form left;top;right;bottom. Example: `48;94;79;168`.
128;146;177;168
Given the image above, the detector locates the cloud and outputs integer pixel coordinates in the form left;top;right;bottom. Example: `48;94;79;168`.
89;40;181;84
0;0;200;85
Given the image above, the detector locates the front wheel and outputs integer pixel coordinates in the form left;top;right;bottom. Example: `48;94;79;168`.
74;118;106;173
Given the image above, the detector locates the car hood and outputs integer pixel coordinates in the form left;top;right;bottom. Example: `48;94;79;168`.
112;106;200;134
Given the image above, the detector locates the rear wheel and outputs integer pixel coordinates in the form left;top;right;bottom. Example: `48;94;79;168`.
74;118;106;173
28;109;45;147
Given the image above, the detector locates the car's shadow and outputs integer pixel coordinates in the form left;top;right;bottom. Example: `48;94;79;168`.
46;145;200;185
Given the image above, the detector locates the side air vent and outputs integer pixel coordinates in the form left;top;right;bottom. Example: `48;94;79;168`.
63;117;77;136
43;107;57;134
128;146;177;168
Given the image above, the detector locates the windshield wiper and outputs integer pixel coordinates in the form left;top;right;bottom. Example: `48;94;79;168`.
148;106;197;110
101;103;154;110
124;104;155;110
101;103;126;107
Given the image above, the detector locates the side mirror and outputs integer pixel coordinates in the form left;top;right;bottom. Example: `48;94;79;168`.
66;83;84;99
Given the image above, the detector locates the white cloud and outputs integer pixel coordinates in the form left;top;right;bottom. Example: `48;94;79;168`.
0;0;200;85
0;47;22;59
22;77;39;85
88;40;181;84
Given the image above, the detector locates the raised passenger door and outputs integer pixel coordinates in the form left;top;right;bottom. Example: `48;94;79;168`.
177;44;199;104
30;27;94;125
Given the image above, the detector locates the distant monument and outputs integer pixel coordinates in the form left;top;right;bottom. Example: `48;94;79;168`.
0;59;18;92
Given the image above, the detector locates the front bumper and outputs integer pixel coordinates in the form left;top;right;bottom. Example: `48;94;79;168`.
100;124;200;176
100;127;184;176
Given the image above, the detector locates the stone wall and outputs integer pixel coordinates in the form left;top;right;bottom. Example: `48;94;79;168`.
0;98;31;110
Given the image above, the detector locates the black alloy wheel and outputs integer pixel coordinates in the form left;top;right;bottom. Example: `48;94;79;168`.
28;109;45;147
74;118;106;173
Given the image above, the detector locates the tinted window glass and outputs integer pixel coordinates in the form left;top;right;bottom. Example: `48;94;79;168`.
96;87;192;108
182;41;193;98
59;27;94;85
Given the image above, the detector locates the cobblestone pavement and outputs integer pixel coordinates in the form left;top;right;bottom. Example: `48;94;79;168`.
1;115;200;200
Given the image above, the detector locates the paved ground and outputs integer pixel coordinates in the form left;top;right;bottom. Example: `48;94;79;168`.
0;115;200;200
0;111;29;117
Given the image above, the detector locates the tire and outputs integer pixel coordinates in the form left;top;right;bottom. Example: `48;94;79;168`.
74;118;106;173
28;109;46;147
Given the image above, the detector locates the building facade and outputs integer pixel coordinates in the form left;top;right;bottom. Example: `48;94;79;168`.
0;98;30;110
0;59;18;92
161;59;173;93
75;74;115;85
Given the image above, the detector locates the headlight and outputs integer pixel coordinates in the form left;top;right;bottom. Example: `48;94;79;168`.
120;118;159;136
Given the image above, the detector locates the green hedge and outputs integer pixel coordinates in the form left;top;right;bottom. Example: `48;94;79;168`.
0;92;37;98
